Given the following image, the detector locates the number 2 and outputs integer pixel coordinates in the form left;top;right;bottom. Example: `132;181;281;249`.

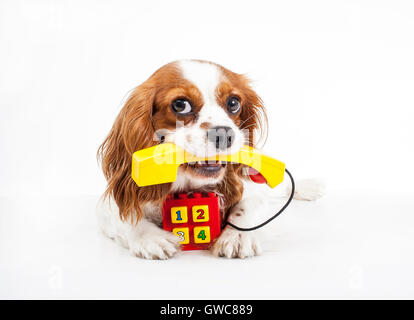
196;209;204;220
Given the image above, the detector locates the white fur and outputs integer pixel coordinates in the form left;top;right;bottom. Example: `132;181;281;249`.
97;199;180;259
164;60;244;159
179;60;220;106
290;179;325;201
211;180;267;258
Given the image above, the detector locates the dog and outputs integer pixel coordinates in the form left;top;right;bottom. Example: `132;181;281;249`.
97;60;323;259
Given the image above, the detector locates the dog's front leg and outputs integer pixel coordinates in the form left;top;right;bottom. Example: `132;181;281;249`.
211;182;267;259
97;199;180;260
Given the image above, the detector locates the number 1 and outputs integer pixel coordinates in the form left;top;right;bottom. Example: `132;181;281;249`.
176;210;182;221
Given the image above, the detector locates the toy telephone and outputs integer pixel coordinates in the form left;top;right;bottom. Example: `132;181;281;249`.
131;143;286;188
131;143;295;250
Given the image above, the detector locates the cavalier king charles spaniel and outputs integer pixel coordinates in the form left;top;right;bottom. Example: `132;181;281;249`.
97;60;323;259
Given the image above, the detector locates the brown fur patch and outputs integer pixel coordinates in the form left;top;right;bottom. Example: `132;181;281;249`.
217;164;245;219
199;122;211;130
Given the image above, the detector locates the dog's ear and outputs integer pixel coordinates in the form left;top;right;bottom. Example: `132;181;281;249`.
232;75;268;182
98;83;170;223
239;75;268;148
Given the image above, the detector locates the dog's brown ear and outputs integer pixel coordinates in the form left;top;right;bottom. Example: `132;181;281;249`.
98;83;170;223
239;76;268;148
218;66;268;148
233;75;268;182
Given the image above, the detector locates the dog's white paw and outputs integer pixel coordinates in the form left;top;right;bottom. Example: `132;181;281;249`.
293;179;325;201
211;228;262;259
129;228;180;260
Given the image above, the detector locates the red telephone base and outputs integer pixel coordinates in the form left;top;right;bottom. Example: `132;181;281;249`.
162;192;221;250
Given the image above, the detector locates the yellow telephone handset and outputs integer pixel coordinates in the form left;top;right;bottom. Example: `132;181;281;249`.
131;143;285;188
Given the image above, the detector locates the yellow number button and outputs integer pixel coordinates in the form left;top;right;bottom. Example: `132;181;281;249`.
171;206;188;223
172;228;190;244
192;205;209;222
193;226;211;244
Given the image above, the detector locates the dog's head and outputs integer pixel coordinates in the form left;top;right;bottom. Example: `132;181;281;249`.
99;60;267;221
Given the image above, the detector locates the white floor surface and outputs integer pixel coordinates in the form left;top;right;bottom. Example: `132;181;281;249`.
1;189;413;299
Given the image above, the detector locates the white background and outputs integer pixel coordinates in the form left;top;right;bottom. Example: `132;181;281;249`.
1;0;413;299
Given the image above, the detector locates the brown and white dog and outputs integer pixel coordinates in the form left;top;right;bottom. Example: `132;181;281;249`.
97;60;323;259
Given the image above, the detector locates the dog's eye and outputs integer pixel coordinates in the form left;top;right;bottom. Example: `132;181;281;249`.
227;97;241;114
171;99;192;115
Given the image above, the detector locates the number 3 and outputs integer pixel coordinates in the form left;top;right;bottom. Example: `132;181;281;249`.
176;231;185;242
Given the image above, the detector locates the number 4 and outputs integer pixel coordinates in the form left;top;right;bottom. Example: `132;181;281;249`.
194;227;210;243
197;230;206;241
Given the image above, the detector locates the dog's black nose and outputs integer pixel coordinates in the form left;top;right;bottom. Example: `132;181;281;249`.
207;126;235;150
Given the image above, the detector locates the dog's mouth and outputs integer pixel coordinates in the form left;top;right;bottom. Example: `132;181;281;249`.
183;160;226;177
